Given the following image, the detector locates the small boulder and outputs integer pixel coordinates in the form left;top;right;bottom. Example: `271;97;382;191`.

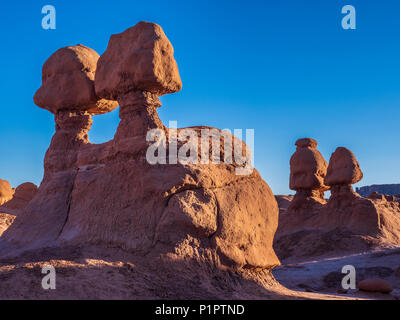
357;278;393;293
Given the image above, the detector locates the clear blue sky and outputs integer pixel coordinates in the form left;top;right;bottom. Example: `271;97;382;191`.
0;0;399;195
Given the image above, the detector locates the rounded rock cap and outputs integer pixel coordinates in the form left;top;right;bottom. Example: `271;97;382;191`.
34;44;118;115
95;21;182;100
295;138;318;149
14;183;38;201
325;147;363;186
290;138;328;191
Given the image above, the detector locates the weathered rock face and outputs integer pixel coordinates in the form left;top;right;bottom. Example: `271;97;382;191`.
34;44;118;115
0;179;13;206
0;22;280;271
288;138;329;214
325;147;363;186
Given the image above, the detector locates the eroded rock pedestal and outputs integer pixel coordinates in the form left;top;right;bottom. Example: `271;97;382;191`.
275;140;400;261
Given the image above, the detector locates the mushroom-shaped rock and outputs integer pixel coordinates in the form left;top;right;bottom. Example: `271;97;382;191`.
290;138;328;191
0;179;13;205
95;21;182;141
323;147;377;234
34;44;118;115
325;147;363;186
33;45;118;174
287;138;329;214
95;21;182;100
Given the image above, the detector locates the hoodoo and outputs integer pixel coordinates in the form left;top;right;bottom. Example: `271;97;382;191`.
0;22;280;273
288;138;329;214
325;147;364;204
275;141;400;260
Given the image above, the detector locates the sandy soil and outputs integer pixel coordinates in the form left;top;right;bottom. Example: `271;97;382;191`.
0;211;397;300
273;247;400;300
0;245;361;300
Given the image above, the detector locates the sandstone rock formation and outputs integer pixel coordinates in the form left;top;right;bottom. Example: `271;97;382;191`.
0;179;13;205
0;180;33;237
95;21;182;99
1;45;120;250
287;138;329;214
34;44;118;115
0;22;280;274
325;147;363;186
275;143;400;261
321;147;381;235
95;21;182;144
324;147;363;204
0;182;37;215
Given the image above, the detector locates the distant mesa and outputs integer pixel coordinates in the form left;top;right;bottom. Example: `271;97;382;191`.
356;184;400;197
